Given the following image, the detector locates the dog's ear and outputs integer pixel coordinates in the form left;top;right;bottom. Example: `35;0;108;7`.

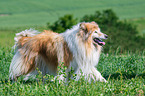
91;21;98;27
80;23;86;31
91;21;96;24
79;23;90;40
80;23;88;35
91;21;98;26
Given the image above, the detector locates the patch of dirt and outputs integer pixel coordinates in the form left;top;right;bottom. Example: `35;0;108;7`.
0;13;11;17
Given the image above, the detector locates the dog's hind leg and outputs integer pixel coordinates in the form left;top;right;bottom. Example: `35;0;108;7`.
9;51;25;80
9;51;36;81
23;70;38;81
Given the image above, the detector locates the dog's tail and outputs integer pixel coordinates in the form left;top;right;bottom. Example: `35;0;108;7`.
10;29;40;80
13;29;40;49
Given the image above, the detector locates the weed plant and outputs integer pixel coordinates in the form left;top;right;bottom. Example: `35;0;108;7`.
0;47;144;95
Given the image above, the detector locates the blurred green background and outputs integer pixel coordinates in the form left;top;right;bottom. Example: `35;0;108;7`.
0;0;145;51
0;0;145;27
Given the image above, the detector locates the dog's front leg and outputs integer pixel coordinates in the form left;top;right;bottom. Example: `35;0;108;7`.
54;70;66;82
91;67;107;82
54;67;71;82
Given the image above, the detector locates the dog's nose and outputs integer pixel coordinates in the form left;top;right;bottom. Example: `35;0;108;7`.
105;34;108;38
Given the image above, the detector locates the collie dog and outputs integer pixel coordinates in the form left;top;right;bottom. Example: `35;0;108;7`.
9;22;108;82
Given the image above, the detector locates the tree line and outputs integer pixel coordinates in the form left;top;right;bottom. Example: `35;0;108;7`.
47;9;145;53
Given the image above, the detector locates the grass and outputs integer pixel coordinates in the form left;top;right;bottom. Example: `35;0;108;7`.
1;0;145;35
0;78;144;95
0;29;144;95
128;18;145;36
0;46;144;95
0;30;144;95
0;31;15;47
0;26;47;47
0;0;145;28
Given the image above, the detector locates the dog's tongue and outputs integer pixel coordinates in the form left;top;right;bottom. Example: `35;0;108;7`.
98;41;105;45
94;38;105;46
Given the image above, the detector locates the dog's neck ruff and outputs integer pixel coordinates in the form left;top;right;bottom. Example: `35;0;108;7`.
61;23;102;75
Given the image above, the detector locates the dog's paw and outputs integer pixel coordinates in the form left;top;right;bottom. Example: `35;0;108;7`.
100;77;107;83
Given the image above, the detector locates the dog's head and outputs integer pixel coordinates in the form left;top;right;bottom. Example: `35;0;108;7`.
79;21;108;46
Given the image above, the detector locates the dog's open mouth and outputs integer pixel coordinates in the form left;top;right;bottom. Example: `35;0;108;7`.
93;38;105;46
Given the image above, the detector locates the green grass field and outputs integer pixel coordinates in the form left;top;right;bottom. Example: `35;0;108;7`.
129;18;145;35
0;0;145;28
0;47;144;95
1;0;145;35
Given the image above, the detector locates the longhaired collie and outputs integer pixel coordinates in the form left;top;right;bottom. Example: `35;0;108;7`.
9;22;108;82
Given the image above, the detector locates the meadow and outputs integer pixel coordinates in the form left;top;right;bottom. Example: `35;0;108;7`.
0;30;144;95
0;0;145;95
0;46;145;95
0;28;145;95
0;0;145;28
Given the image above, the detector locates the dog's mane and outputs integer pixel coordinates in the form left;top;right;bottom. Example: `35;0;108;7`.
61;23;80;36
61;23;102;76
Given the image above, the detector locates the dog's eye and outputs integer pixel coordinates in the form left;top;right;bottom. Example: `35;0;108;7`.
95;31;98;33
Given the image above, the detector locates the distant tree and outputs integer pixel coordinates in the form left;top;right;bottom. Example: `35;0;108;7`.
47;14;78;33
47;9;145;53
81;9;118;26
81;9;145;53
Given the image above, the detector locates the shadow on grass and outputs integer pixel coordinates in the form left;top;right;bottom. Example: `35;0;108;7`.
0;78;53;84
0;71;144;84
0;79;37;84
103;71;145;80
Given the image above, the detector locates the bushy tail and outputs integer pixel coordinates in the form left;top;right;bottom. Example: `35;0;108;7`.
13;29;40;49
10;29;40;80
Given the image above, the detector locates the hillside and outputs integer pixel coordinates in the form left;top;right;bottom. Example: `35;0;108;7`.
0;0;145;28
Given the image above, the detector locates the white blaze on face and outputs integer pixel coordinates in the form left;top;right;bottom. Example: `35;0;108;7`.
92;27;107;46
92;28;106;39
